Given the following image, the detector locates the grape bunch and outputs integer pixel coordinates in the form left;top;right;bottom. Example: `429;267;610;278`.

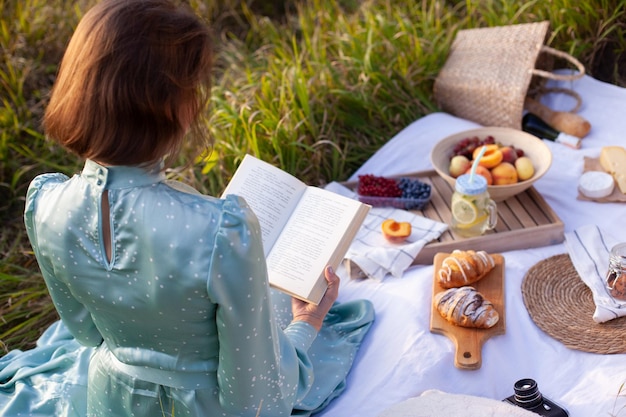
451;135;496;159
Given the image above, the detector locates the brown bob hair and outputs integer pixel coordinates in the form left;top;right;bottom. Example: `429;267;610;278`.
44;0;213;166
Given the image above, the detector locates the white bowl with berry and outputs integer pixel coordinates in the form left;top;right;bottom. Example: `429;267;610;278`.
429;127;552;202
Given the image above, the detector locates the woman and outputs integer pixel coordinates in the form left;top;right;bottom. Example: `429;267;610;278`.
8;0;374;416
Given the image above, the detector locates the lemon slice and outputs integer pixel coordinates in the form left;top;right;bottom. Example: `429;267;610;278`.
455;213;488;229
451;199;478;224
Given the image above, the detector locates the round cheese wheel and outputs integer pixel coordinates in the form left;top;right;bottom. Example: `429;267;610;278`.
578;171;615;198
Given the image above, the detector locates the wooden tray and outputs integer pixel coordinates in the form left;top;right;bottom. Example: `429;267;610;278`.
430;253;505;370
343;170;564;264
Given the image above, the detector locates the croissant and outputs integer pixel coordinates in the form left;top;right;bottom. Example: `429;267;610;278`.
437;249;495;289
434;286;499;328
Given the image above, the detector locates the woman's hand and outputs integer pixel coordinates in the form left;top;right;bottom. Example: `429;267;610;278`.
291;266;340;331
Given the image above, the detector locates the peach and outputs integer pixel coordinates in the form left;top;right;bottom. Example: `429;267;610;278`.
472;144;503;169
515;156;535;181
491;162;518;185
465;165;493;185
449;155;472;178
500;146;519;164
381;219;411;243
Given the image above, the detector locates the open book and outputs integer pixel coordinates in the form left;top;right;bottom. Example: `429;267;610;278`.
222;154;370;304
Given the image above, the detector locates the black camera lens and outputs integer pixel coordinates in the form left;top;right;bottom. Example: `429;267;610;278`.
504;378;569;416
513;378;543;409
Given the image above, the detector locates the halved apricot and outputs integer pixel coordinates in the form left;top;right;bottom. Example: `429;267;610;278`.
472;144;503;169
381;219;412;243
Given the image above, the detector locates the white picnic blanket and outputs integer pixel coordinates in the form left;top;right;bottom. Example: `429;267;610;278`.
319;72;626;417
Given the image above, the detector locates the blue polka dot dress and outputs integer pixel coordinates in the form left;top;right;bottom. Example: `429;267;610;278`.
4;160;374;417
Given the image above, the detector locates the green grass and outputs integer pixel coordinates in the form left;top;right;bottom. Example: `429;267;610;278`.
1;0;625;352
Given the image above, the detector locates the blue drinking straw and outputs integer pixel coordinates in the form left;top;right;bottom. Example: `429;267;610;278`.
470;145;488;184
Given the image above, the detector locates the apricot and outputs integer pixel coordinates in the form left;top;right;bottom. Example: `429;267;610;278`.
514;156;535;181
472;144;497;160
465;165;493;185
472;144;503;169
381;219;412;243
491;162;518;185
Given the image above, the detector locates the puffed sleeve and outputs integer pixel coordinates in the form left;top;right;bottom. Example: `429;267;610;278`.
23;174;103;347
207;195;317;417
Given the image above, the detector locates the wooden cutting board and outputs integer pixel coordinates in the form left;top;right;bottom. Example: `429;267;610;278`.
429;252;506;370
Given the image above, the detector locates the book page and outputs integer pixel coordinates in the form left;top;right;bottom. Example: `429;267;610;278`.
266;186;365;298
222;155;306;256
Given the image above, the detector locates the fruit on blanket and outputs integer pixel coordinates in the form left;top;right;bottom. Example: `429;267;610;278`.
472;145;503;169
464;165;493;185
491;162;518;185
449;155;472;178
381;219;411;243
514;156;535;181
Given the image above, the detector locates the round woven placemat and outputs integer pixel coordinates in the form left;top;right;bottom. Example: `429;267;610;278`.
521;253;626;354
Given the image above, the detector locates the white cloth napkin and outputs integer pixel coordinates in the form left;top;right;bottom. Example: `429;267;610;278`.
563;224;626;323
325;182;448;281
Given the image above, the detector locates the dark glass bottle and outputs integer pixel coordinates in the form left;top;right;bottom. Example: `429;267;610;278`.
522;113;581;149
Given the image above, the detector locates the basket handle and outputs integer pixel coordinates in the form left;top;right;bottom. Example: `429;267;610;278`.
531;45;585;81
533;86;583;113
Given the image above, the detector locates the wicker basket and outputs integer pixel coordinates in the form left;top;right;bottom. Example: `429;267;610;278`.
433;21;585;129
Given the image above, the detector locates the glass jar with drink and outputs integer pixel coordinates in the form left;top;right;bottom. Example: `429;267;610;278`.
450;173;498;238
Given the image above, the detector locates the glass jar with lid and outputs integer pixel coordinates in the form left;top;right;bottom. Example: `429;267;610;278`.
606;242;626;301
450;174;498;237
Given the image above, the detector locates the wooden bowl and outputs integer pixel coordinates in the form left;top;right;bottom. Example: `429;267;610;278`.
430;127;553;202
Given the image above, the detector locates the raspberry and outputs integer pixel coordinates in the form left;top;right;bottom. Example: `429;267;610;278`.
357;174;402;197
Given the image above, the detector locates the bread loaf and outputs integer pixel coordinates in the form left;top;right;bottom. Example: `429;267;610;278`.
599;146;626;194
434;286;499;328
437;250;495;288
